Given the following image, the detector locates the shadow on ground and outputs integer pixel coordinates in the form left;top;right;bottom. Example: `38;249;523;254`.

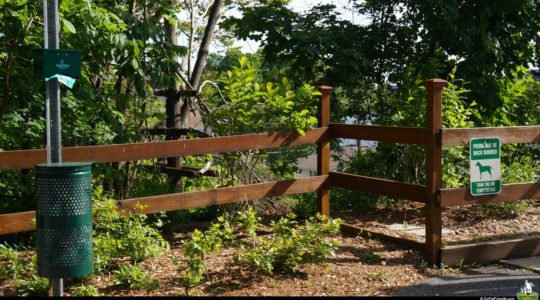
393;265;540;296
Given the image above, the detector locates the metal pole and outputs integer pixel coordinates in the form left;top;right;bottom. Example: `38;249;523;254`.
43;0;51;163
47;0;62;164
44;0;63;295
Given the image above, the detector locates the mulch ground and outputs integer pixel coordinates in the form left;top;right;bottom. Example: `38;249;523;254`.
335;199;540;246
2;200;539;296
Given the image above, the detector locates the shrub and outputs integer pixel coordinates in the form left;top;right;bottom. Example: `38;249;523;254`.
14;275;48;297
483;156;538;218
113;264;158;292
0;244;37;285
0;244;26;281
71;284;99;296
92;186;170;272
235;213;342;274
175;208;342;295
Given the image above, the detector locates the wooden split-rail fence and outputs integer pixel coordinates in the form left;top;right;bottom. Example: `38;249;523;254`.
0;79;539;266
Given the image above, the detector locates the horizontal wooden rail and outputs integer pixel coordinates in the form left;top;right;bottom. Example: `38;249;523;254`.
340;223;425;250
441;235;540;266
0;176;329;235
440;182;540;207
0;211;36;236
117;175;330;215
330;172;426;203
0;128;328;171
441;126;540;146
330;123;428;145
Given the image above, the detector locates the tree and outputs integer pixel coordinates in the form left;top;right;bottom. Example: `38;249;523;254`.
225;0;540;113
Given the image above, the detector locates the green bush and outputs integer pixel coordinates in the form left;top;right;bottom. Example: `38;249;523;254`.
14;275;48;297
483;156;538;218
71;284;99;296
113;264;158;292
0;244;36;282
0;244;26;281
175;208;342;295
92;186;170;272
235;213;342;274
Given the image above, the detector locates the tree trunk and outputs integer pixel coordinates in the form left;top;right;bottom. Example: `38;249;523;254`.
189;0;223;89
165;7;183;191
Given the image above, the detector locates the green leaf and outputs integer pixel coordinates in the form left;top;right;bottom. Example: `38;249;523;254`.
130;58;139;70
239;56;248;67
62;19;76;34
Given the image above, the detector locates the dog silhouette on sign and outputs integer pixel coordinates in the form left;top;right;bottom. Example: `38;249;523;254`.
475;162;492;179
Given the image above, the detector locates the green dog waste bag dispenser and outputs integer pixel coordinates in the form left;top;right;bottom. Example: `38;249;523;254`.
35;162;93;278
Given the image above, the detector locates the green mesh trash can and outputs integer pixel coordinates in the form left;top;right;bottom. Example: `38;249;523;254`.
35;162;93;278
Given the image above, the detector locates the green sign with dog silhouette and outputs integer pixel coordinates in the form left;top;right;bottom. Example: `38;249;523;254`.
470;137;501;196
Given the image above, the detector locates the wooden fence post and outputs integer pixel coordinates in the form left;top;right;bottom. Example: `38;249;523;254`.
424;78;447;266
317;86;333;216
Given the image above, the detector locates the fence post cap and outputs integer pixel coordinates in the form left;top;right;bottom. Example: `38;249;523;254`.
424;78;448;88
318;86;334;92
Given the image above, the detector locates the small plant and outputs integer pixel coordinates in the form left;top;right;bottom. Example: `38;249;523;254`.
0;244;25;280
439;263;459;274
420;259;431;271
236;207;261;239
93;187;170;272
235;213;342;274
175;208;342;295
365;272;387;281
363;252;382;263
14;275;48;296
71;284;99;296
402;221;409;231
113;264;158;292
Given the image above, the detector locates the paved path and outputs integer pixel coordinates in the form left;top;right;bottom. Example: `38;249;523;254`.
393;265;540;297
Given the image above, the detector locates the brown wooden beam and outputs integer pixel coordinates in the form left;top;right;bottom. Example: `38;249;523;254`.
159;166;219;178
329;172;426;203
317;86;333;217
441;235;540;266
0;128;329;170
424;78;447;266
118;175;329;215
340;223;425;250
330;123;428;145
142;128;210;138
0;211;35;235
440;182;540;207
441;126;540;146
0;176;329;235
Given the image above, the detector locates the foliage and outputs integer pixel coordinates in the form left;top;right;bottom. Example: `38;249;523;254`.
14;275;48;297
483;156;538;218
0;244;38;295
0;244;27;281
176;215;231;290
365;272;387;282
175;208;342;294
234;213;342;274
363;252;382;263
289;193;317;219
205;56;321;136
202;56;320;186
70;284;99;297
113;264;158;292
92;186;170;272
227;0;540;111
